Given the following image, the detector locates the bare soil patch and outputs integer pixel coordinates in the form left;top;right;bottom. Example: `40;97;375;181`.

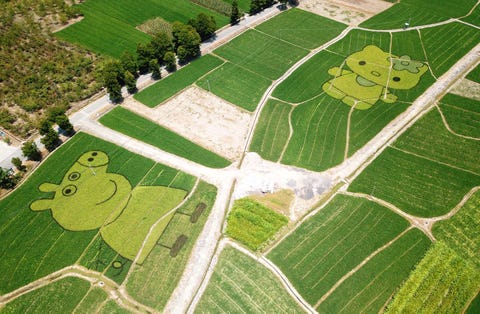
298;0;393;26
122;86;253;160
449;79;480;101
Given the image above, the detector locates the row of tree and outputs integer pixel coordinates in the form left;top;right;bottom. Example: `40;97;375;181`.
101;14;217;103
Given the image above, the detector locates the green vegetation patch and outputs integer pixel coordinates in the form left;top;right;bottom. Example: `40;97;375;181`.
328;29;391;57
385;241;480;314
268;194;410;306
1;277;108;313
126;181;217;310
99;107;230;168
438;94;480;138
223;0;250;12
467;64;480;83
281;95;349;172
226;198;288;251
134;54;224;107
57;0;228;58
214;29;308;80
421;22;480;77
249;99;292;161
255;8;346;49
360;0;477;30
196;246;303;313
433;190;480;268
467;293;480;314
196;61;272;111
318;228;430;313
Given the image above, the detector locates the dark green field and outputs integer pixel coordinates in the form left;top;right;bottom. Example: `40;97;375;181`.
99;107;231;168
134;55;224;107
438;94;480;138
57;0;229;58
268;194;415;308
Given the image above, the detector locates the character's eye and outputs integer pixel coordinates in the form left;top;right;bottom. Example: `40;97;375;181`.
68;172;81;181
62;185;77;196
393;77;401;82
359;61;366;65
91;152;98;156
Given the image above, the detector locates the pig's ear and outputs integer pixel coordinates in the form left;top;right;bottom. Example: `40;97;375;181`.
30;199;53;212
38;182;58;192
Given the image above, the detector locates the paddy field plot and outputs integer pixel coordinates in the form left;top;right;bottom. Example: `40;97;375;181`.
0;132;200;295
56;0;228;58
125;86;253;160
437;94;480;138
226;198;288;251
134;55;224;108
385;241;480;314
0;277;113;313
268;194;417;309
255;8;346;50
467;64;480;83
327;29;391;57
421;22;480;77
463;4;480;26
433;190;480;269
468;293;480;314
126;181;217;310
317;228;430;313
360;0;477;30
99;106;231;168
196;246;304;313
222;0;250;12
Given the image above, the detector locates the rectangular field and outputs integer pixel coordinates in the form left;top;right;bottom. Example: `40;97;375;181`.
268;194;410;307
249;99;292;162
214;29;308;80
255;8;346;50
99;107;230;168
195;246;304;313
134;54;224;107
438;94;480;138
57;0;229;58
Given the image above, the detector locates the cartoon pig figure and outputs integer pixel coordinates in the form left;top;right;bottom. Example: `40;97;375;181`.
30;151;187;263
322;45;428;110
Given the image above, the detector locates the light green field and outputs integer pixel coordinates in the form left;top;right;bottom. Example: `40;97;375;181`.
360;0;477;30
281;95;349;172
222;0;250;12
226;198;288;251
0;132;196;294
385;241;480;314
255;8;346;49
433;190;480;268
56;0;229;58
134;54;224;107
438;94;480;138
195;246;304;313
268;194;413;308
249;99;292;161
99;107;230;168
196;61;272;111
318;228;430;313
421;22;480;77
214;29;308;80
126;181;217;310
1;277;110;313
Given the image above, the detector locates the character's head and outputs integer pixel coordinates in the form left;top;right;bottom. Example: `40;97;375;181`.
30;151;132;231
346;45;428;89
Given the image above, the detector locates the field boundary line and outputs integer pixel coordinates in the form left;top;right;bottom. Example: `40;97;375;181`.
340;191;434;240
344;104;356;160
278;106;295;162
457;19;480;30
416;29;438;80
252;27;311;51
434;104;480;140
389;145;480;177
314;226;413;309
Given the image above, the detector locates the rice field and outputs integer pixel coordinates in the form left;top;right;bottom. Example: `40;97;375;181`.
438;94;480;138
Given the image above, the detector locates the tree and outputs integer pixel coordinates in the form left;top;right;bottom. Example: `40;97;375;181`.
39;119;52;136
149;59;161;80
22;141;41;161
55;114;74;136
11;157;25;172
124;70;137;94
164;51;177;72
279;0;288;8
136;42;154;74
0;167;17;189
172;22;201;64
150;32;173;64
230;0;241;25
120;51;138;77
103;70;123;103
41;128;60;151
188;13;216;41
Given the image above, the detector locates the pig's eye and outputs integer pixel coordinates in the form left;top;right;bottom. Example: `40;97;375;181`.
62;185;77;196
68;172;81;181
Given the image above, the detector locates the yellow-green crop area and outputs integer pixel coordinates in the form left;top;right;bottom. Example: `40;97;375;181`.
195;246;304;313
56;0;229;58
268;194;431;311
0;132;216;312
